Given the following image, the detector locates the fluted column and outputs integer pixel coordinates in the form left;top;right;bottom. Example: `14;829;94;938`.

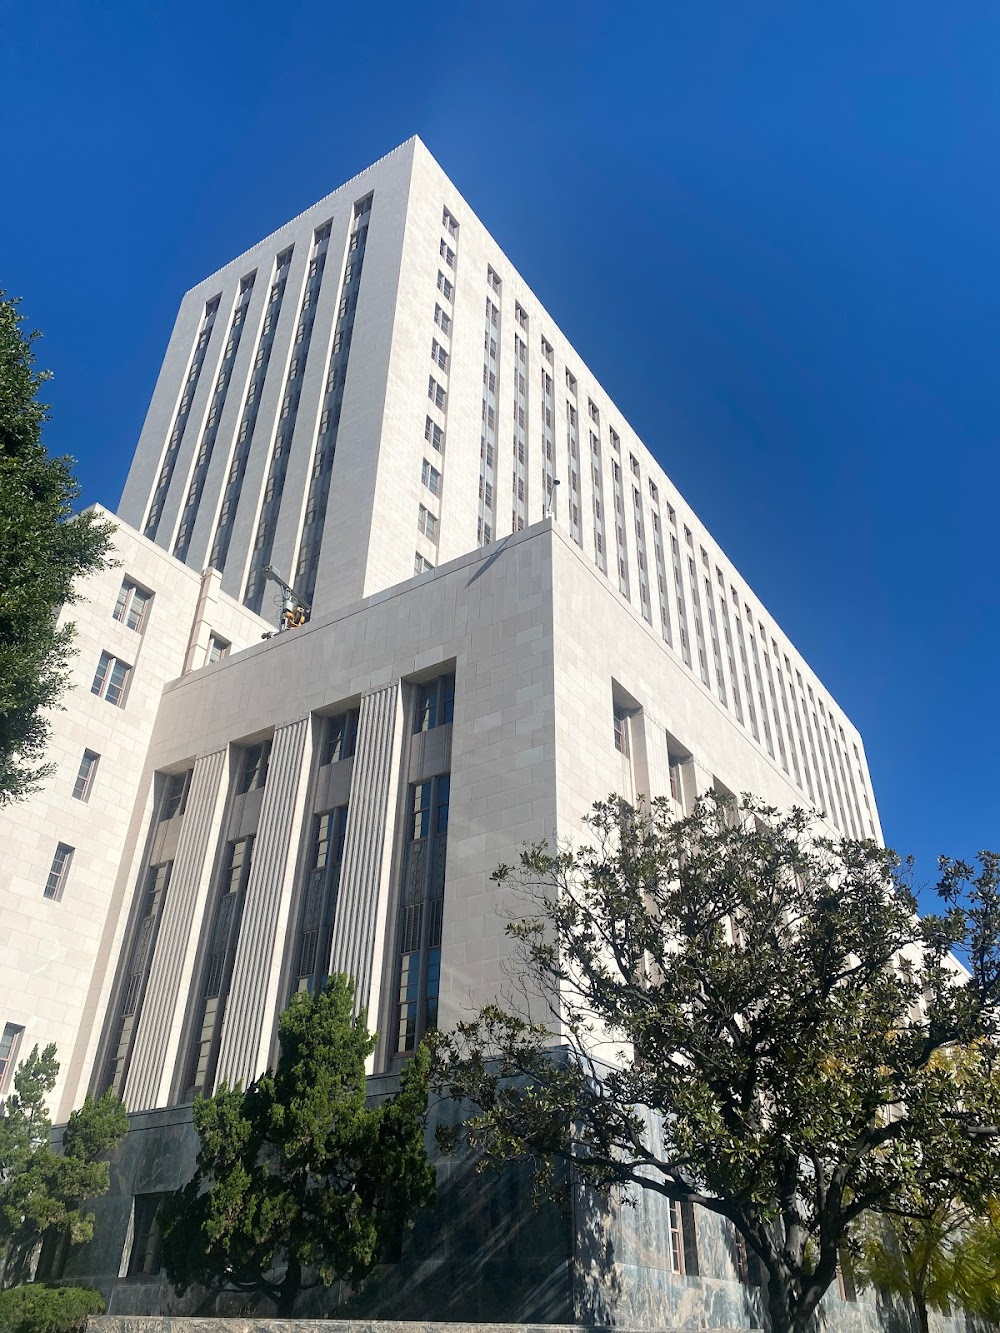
124;748;228;1111
215;716;312;1090
329;681;403;1019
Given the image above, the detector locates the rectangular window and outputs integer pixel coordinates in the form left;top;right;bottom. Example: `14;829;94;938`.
162;770;192;821
613;704;630;756
424;416;444;451
427;377;446;410
413;673;455;733
414;553;434;575
237;741;271;794
417;505;438;541
442;206;458;237
431;338;448;370
72;750;100;802
396;772;451;1053
292;806;349;993
436;271;453;300
113;579;153;632
323;710;359;765
207;634;230;664
421;459;442;495
44;843;74;901
91;652;131;707
127;1194;166;1278
0;1023;24;1092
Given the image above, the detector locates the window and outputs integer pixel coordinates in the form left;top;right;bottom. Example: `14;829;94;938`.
237;741;271;794
91;652;131;707
127;1194;166;1278
72;750;100;802
436;271;453;300
413;673;455;733
414;553;434;575
488;265;501;294
417;505;438;541
613;704;630;756
427;376;446;410
292;806;349;993
609;426;621;453
396;773;451;1053
113;579;153;632
431;338;448;370
421;459;442;495
44;843;74;901
442;206;458;237
433;303;452;334
668;750;688;807
668;1200;700;1275
162;770;192;820
0;1023;24;1092
186;836;254;1096
207;634;229;664
424;416;444;451
323;710;359;765
541;335;553;364
439;239;455;268
515;302;528;330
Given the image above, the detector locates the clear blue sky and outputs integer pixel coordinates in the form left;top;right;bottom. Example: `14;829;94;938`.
5;1;998;900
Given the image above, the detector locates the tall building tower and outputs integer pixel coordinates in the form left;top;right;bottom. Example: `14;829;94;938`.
0;138;882;1324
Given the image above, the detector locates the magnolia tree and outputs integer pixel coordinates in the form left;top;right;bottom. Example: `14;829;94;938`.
434;793;1000;1333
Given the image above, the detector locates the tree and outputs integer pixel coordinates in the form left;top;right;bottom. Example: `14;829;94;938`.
854;1198;994;1333
433;792;1000;1333
0;293;115;806
160;974;437;1316
0;1045;129;1288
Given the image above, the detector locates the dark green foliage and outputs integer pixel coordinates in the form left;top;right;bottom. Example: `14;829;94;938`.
434;792;1000;1333
160;974;436;1316
0;1283;104;1333
0;1046;128;1289
0;293;115;805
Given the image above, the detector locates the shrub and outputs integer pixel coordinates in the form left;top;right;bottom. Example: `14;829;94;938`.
0;1283;104;1333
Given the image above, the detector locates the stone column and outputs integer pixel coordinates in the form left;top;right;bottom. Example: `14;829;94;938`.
632;707;672;803
215;716;312;1090
329;681;403;1020
124;747;228;1111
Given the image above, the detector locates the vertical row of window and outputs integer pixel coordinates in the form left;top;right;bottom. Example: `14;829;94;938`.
244;223;333;612
209;249;294;573
647;486;673;647
511;322;528;533
610;456;631;599
632;477;653;626
590;415;608;574
144;295;221;539
477;274;501;547
565;381;582;545
294;193;373;606
415;207;457;575
174;273;257;561
540;338;556;516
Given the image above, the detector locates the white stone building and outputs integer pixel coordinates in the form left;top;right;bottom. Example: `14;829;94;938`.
0;138;884;1324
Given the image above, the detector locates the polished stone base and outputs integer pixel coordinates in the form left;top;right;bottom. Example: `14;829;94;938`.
88;1323;759;1333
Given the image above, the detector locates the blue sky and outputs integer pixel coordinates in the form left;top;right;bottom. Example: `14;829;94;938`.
5;1;998;900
